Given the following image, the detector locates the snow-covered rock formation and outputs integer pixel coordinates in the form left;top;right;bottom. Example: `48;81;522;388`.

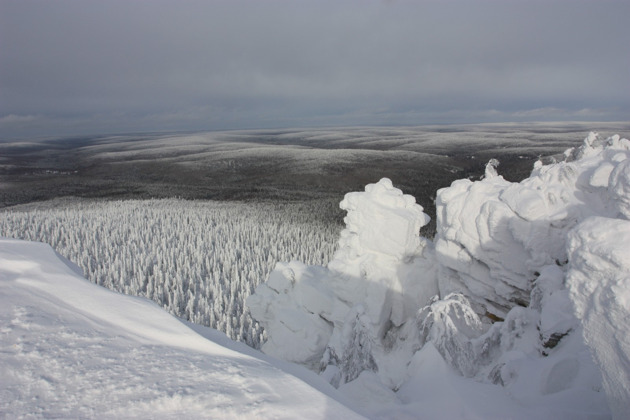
248;132;630;419
436;132;630;319
248;178;438;383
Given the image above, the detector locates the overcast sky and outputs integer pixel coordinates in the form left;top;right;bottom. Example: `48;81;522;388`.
1;0;628;138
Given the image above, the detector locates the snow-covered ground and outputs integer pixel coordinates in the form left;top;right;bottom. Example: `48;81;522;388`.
0;238;365;419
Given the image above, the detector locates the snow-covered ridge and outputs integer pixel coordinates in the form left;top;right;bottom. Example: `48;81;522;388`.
0;238;364;419
248;133;630;419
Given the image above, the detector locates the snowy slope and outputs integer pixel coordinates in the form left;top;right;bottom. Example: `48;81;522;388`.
0;238;365;419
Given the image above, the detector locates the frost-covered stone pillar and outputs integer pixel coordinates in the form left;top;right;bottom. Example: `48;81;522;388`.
248;178;438;379
328;177;432;328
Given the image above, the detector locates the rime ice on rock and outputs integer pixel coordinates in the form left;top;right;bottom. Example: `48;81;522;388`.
327;178;434;328
249;134;629;418
435;132;630;319
332;177;429;262
247;261;335;368
248;177;437;377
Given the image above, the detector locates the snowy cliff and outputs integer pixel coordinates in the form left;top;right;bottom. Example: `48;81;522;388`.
248;133;630;419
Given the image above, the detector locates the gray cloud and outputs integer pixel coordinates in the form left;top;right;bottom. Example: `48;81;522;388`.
1;0;629;138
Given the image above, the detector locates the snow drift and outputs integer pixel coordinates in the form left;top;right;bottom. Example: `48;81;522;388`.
248;132;630;419
566;217;630;419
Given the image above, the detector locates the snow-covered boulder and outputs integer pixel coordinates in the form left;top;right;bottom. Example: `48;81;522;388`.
247;261;335;368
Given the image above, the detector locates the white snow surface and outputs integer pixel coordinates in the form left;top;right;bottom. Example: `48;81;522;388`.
0;238;365;419
566;216;630;419
249;132;630;419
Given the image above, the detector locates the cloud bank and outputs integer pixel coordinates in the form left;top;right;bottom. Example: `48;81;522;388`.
1;0;629;138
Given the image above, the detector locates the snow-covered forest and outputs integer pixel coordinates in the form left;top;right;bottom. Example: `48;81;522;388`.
0;198;341;347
